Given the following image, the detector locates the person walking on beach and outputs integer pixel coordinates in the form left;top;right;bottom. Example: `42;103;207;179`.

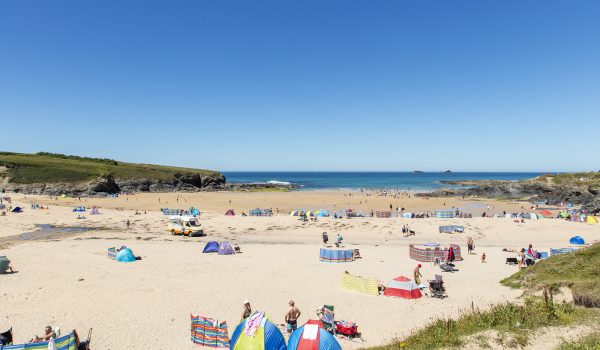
467;237;474;254
336;233;343;247
414;264;422;284
285;300;301;334
322;232;329;245
241;300;252;320
126;219;131;230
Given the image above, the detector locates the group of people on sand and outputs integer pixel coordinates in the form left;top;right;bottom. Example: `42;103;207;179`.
241;300;302;334
322;232;343;247
0;326;57;345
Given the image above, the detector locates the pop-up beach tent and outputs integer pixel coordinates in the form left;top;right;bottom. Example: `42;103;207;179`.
203;241;220;253
225;209;235;216
383;276;422;299
288;320;342;350
587;216;598;224
230;312;286;350
218;241;235;255
11;207;22;213
569;236;586;245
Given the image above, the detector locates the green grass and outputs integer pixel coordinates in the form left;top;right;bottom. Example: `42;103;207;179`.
534;172;600;188
367;297;584;350
501;243;600;307
558;332;600;350
0;152;219;184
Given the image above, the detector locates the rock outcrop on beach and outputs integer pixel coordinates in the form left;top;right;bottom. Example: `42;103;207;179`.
418;173;600;214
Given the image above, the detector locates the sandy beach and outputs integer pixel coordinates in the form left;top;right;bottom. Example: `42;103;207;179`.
1;191;599;349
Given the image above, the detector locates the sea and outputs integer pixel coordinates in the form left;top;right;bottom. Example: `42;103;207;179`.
221;172;544;191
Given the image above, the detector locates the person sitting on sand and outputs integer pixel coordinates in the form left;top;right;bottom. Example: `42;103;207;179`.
31;326;55;343
316;306;336;335
241;300;252;320
285;300;301;333
414;264;422;284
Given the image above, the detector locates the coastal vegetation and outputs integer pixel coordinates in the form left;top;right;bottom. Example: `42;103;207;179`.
501;242;600;308
370;244;600;349
0;151;220;184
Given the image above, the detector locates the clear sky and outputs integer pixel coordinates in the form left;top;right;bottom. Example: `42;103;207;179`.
1;1;598;172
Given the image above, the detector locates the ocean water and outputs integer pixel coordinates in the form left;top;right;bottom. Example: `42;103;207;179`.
222;172;544;191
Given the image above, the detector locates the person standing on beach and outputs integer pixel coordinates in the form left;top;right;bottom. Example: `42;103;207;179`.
126;219;130;230
414;264;422;284
322;232;329;245
467;237;474;254
241;300;252;320
285;300;301;333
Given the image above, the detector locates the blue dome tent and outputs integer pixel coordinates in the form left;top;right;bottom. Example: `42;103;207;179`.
569;236;586;245
288;320;342;350
203;241;220;253
218;242;235;255
230;313;286;350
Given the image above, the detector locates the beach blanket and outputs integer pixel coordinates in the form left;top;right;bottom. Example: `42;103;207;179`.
191;314;230;348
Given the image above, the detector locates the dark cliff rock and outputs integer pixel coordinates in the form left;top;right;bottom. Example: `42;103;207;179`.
2;172;226;196
419;180;600;214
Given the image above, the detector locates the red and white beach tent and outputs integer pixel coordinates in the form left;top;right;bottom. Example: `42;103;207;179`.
384;276;422;299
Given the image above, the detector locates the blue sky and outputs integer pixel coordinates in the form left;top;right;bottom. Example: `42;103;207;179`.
1;1;598;172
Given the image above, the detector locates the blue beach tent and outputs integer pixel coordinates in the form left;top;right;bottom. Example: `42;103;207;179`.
203;241;220;253
569;236;586;245
230;313;286;350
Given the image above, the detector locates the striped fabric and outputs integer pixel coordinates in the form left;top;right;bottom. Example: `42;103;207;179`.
319;249;354;263
161;208;184;216
439;225;464;233
107;247;117;260
191;314;230;348
384;276;422;299
374;211;392;218
409;244;463;262
340;272;379;296
550;248;578;255
1;331;77;350
249;209;273;217
434;210;455;218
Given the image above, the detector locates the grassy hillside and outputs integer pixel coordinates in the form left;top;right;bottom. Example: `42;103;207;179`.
501;242;600;307
0;152;219;184
369;244;600;349
533;172;600;188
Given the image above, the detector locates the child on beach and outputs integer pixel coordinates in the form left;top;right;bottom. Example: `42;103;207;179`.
481;252;486;263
